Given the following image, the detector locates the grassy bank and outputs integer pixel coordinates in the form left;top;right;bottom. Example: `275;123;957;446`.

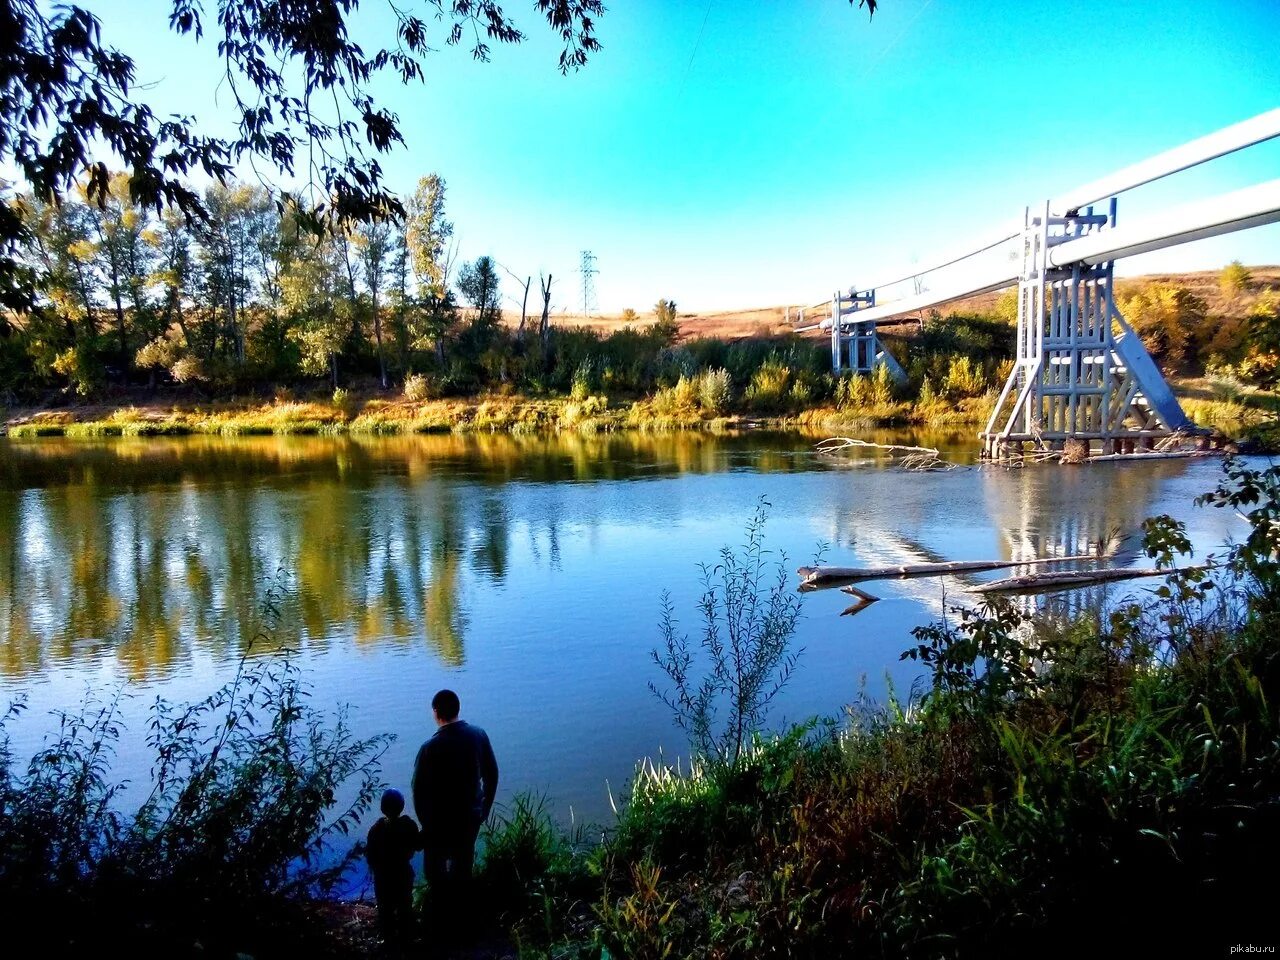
1;388;995;440
4;373;1273;444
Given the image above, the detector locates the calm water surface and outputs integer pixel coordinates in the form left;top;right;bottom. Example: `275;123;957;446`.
0;431;1252;865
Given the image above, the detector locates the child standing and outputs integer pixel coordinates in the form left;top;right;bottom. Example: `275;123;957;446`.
365;788;422;943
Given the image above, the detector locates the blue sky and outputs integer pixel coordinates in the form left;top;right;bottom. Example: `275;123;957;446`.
98;0;1280;312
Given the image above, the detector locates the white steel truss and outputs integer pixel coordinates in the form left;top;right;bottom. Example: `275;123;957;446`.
830;289;906;381
980;201;1192;459
812;108;1280;459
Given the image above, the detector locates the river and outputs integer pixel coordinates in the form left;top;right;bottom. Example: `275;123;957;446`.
0;430;1251;867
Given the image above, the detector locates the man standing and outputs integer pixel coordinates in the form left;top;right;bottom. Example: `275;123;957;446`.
411;689;499;942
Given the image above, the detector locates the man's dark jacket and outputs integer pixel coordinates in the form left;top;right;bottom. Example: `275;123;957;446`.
411;720;499;844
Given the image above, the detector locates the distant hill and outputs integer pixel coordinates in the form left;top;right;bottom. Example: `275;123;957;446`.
534;266;1280;342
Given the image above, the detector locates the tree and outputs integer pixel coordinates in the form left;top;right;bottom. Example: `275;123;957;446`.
458;256;502;326
405;175;453;299
1220;261;1253;300
196;185;271;366
539;273;555;364
1234;294;1280;390
355;221;393;388
405;174;456;365
80;173;156;371
0;1;606;249
281;230;347;388
149;208;195;353
1117;283;1206;370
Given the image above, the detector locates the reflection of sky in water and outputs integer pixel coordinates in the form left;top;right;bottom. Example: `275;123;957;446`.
0;434;1256;880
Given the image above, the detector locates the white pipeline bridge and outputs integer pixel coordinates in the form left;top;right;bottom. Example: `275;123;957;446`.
806;109;1280;460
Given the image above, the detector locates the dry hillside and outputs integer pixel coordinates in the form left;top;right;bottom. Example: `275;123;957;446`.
525;266;1280;343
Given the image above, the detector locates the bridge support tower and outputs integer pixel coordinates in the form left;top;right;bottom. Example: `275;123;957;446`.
980;200;1194;461
831;289;907;381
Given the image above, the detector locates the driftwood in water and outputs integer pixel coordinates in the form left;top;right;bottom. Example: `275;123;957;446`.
967;565;1205;596
797;553;1097;592
839;585;881;617
816;438;959;472
1085;450;1222;463
816;437;941;456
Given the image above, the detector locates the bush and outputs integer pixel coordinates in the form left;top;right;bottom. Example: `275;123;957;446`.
941;355;986;398
744;360;792;410
1116;282;1207;369
696;367;732;414
591;458;1280;958
474;793;595;947
650;375;699;418
170;355;207;383
0;588;389;956
570;359;595;401
651;498;803;765
403;372;432;401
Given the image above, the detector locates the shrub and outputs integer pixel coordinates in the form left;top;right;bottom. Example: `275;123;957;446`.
654;347;695;388
744;360;792;410
650;375;699;418
170;355;207;383
135;333;182;374
1116;282;1207;369
993;288;1019;324
650;498;803;765
1232;293;1280;389
654;298;678;329
403;372;432;401
474;793;594;947
0;588;389;956
696;368;732;414
570;359;595;401
51;345;102;397
941;355;986;398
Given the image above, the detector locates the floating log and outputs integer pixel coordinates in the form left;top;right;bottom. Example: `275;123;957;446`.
966;565;1205;595
1083;450;1223;463
839;585;880;617
797;553;1098;592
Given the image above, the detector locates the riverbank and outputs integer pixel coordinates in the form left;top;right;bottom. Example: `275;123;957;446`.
1;380;1265;441
0;390;985;439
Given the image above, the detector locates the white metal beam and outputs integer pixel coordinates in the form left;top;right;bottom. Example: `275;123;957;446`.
1054;108;1280;212
831;108;1280;318
822;178;1280;330
1048;179;1280;268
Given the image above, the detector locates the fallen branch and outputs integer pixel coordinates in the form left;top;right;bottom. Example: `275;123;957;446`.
967;565;1207;595
797;553;1098;591
817;437;940;456
839;585;880;617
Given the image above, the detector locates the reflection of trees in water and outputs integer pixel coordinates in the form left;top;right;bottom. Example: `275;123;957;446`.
0;432;802;679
